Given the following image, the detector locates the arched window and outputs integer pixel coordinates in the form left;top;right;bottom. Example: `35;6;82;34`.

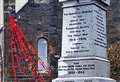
38;38;48;72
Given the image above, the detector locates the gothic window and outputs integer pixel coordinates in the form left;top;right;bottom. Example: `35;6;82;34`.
38;38;48;72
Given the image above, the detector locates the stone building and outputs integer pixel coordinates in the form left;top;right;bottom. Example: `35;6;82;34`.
3;0;62;81
16;0;62;78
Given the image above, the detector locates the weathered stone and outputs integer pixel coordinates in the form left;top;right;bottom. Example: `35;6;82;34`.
58;57;110;77
52;0;116;82
62;3;107;58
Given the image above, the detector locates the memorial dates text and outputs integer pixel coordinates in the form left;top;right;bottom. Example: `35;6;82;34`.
58;63;95;75
62;5;107;57
63;6;92;55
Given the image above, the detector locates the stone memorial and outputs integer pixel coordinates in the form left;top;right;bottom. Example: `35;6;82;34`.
53;0;116;82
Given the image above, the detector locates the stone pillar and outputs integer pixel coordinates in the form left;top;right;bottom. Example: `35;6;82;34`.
53;0;116;82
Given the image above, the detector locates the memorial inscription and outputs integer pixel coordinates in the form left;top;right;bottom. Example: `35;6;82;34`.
59;63;95;75
58;58;110;77
62;4;106;58
62;5;92;57
93;7;107;48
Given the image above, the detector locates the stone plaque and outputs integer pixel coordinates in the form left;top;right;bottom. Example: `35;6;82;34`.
62;4;107;58
58;57;110;77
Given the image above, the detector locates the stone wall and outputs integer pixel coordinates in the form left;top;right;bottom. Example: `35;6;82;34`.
16;0;62;77
4;0;62;81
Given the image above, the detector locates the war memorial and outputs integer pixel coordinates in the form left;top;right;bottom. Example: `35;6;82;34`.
53;0;116;82
0;0;119;82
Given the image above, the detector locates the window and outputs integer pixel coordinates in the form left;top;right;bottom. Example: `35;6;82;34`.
38;38;48;72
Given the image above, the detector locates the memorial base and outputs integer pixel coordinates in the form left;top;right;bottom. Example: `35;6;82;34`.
52;77;116;82
58;57;110;77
